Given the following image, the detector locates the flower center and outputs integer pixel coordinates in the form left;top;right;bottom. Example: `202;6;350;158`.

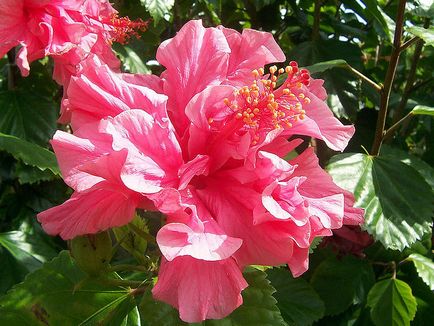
219;61;312;144
103;14;148;44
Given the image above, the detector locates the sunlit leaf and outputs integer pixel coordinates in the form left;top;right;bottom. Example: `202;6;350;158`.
327;153;433;250
409;253;434;291
367;279;417;326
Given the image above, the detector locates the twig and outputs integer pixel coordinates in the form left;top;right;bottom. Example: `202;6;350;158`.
346;65;382;92
392;18;430;125
383;111;414;141
370;0;407;156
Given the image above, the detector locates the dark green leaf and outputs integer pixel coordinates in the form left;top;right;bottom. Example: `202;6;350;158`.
310;255;375;316
268;268;325;325
0;133;59;175
0;251;137;325
0;91;57;145
413;0;434;18
327;153;434;250
0;250;28;294
14;162;56;184
0;231;57;272
381;145;434;191
114;44;152;74
305;60;348;74
367;279;417;326
408;254;434;291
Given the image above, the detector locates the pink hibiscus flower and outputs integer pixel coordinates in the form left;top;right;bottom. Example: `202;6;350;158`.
0;0;146;84
38;19;364;322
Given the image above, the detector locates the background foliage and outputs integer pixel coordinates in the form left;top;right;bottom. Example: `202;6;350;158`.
0;0;433;325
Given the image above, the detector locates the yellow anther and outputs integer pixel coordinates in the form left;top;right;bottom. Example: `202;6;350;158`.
236;113;243;119
252;69;259;78
286;122;293;128
278;68;284;74
258;68;264;75
271;75;277;82
299;114;306;120
208;117;214;124
253;99;259;106
285;66;292;74
296;82;302;88
231;104;239;111
271;82;276;89
298;93;305;99
283;88;290;95
224;98;230;105
304;97;311;104
268;94;275;100
253;108;260;114
269;65;277;74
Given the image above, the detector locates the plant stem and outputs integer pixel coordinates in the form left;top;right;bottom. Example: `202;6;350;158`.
7;48;17;90
383;111;413;141
370;0;407;156
312;0;322;40
346;65;382;92
391;18;430;125
400;36;419;52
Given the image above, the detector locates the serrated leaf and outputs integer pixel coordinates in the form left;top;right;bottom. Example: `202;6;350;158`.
381;145;434;191
411;105;434;116
140;0;174;24
409;254;434;291
267;268;325;326
327;153;434;251
367;279;417;326
310;255;375;316
0;133;59;175
0;90;57;145
407;26;434;47
14;161;56;184
0;251;137;325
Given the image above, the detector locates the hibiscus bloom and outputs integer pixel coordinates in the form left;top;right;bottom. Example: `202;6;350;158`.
0;0;146;85
38;19;363;322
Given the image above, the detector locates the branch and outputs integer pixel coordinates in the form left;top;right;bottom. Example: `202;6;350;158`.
383;111;414;141
370;0;407;156
312;0;322;40
346;65;382;92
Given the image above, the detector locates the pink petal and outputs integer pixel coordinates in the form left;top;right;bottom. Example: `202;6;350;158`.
152;256;247;323
157;20;231;134
157;221;242;261
37;183;140;240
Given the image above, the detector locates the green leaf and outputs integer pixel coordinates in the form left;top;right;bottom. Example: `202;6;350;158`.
408;254;434;291
267;268;325;325
407;26;434;47
14;161;56;184
305;59;348;74
381;145;434;191
310;255;375;316
0;133;59;175
0;231;57;273
0;90;57;145
0;251;137;325
367;279;417;326
327;153;434;250
413;0;434;18
0;250;28;294
140;0;174;24
114;44;151;74
411;105;434;116
139;289;186;326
